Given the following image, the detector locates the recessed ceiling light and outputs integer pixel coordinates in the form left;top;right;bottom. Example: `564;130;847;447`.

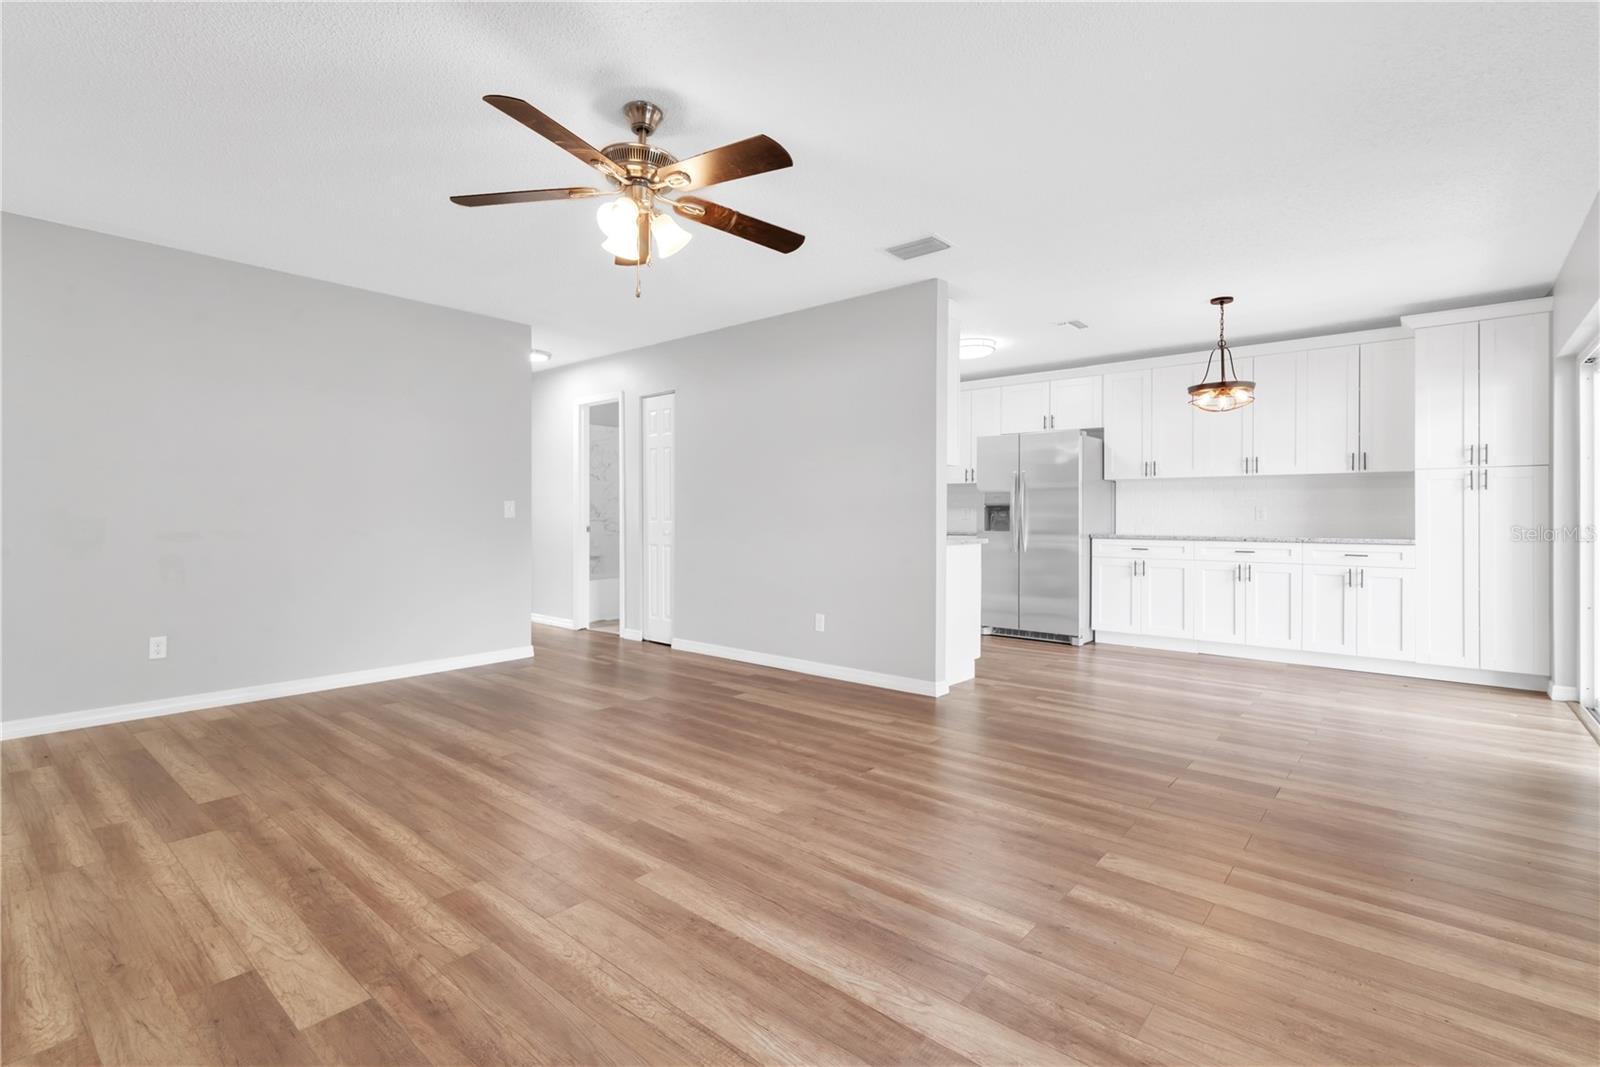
529;349;553;365
959;337;997;360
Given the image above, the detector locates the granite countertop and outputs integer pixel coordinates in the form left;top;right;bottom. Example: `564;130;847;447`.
947;535;989;545
1093;533;1414;545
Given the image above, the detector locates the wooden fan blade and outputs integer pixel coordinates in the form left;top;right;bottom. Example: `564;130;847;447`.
671;196;805;254
449;187;601;207
656;135;792;192
482;95;624;181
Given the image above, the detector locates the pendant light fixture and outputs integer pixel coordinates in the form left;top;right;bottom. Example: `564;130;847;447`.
1188;296;1255;412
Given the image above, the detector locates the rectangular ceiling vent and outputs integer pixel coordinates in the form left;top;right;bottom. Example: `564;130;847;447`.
885;235;952;261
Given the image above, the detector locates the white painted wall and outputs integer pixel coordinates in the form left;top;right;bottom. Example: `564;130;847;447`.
1115;474;1414;540
1551;194;1600;697
2;214;532;724
530;280;949;688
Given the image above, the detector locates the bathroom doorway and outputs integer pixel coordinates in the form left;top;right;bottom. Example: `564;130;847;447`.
574;395;625;635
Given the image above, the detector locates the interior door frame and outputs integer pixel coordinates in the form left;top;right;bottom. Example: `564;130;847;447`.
573;392;626;633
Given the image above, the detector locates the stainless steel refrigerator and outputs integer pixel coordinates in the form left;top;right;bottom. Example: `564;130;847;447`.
977;430;1115;643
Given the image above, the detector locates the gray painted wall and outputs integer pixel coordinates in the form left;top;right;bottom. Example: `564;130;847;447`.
2;214;532;722
530;280;949;685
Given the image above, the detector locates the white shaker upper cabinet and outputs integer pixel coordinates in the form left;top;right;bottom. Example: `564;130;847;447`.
1193;358;1252;477
967;387;1002;467
1247;352;1303;476
1102;370;1149;480
1477;465;1550;675
1303;346;1361;473
1148;364;1196;479
1358;339;1415;472
1414;323;1478;469
1414;466;1479;668
999;381;1051;434
1049;376;1103;429
1477;314;1550;468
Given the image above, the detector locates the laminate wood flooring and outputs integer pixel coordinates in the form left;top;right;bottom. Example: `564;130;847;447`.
3;628;1597;1065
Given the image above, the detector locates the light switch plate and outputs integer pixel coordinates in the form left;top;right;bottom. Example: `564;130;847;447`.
503;500;516;519
815;614;826;633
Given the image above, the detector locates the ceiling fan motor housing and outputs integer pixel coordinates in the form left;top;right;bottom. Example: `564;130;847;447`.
601;141;678;182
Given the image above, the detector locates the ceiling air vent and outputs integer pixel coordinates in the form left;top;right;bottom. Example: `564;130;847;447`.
885;235;951;261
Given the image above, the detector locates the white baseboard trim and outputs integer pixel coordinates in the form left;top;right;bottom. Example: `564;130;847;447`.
1094;632;1548;692
1548;682;1580;702
530;612;580;629
670;638;946;697
0;646;534;740
620;628;644;642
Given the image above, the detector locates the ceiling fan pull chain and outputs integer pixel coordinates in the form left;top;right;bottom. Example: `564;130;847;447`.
635;261;642;299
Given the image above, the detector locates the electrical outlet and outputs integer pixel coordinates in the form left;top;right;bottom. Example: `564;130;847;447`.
815;613;826;633
503;500;516;519
148;635;167;660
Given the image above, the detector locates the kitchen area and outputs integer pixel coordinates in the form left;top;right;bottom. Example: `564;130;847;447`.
946;297;1555;693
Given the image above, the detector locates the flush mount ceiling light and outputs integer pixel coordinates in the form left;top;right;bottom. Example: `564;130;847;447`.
960;337;998;360
451;97;803;298
1188;296;1255;412
529;349;553;365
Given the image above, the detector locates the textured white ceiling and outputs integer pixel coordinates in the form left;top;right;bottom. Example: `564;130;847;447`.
4;2;1596;377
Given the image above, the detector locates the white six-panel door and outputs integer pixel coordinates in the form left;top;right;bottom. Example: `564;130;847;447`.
643;393;675;644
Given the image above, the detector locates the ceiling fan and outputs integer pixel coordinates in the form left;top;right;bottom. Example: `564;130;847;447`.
451;96;803;295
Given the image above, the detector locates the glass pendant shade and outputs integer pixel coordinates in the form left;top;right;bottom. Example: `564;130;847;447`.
1188;296;1255;412
600;231;639;259
595;196;640;242
650;211;692;258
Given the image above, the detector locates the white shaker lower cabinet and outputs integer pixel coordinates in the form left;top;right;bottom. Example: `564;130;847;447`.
1302;564;1358;655
1477;465;1551;674
1243;562;1301;649
1140;558;1194;638
1091;556;1141;633
1193;561;1247;643
1355;566;1414;660
1414;467;1478;667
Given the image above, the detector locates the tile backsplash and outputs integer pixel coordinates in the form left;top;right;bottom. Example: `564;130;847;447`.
1114;473;1414;539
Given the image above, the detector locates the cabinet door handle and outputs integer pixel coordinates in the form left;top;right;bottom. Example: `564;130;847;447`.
1481;468;1487;490
1346;568;1353;587
1254;456;1260;473
1465;470;1474;491
1361;451;1368;470
1236;564;1242;581
1247;564;1253;582
1482;443;1488;465
1468;444;1476;465
1242;456;1248;474
1152;461;1157;477
1359;569;1365;589
1349;452;1355;471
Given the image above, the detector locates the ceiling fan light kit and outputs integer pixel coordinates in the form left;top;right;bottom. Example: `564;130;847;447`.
1187;295;1256;413
452;96;802;296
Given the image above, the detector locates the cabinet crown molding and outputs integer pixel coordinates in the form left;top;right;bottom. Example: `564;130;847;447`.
1399;297;1553;330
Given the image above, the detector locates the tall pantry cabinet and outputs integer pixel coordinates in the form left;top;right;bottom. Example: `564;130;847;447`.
1412;310;1551;676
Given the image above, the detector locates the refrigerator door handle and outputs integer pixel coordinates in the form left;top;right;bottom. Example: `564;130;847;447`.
1018;470;1030;553
1010;470;1020;553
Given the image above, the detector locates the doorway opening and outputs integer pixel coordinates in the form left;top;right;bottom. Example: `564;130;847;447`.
575;395;625;635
